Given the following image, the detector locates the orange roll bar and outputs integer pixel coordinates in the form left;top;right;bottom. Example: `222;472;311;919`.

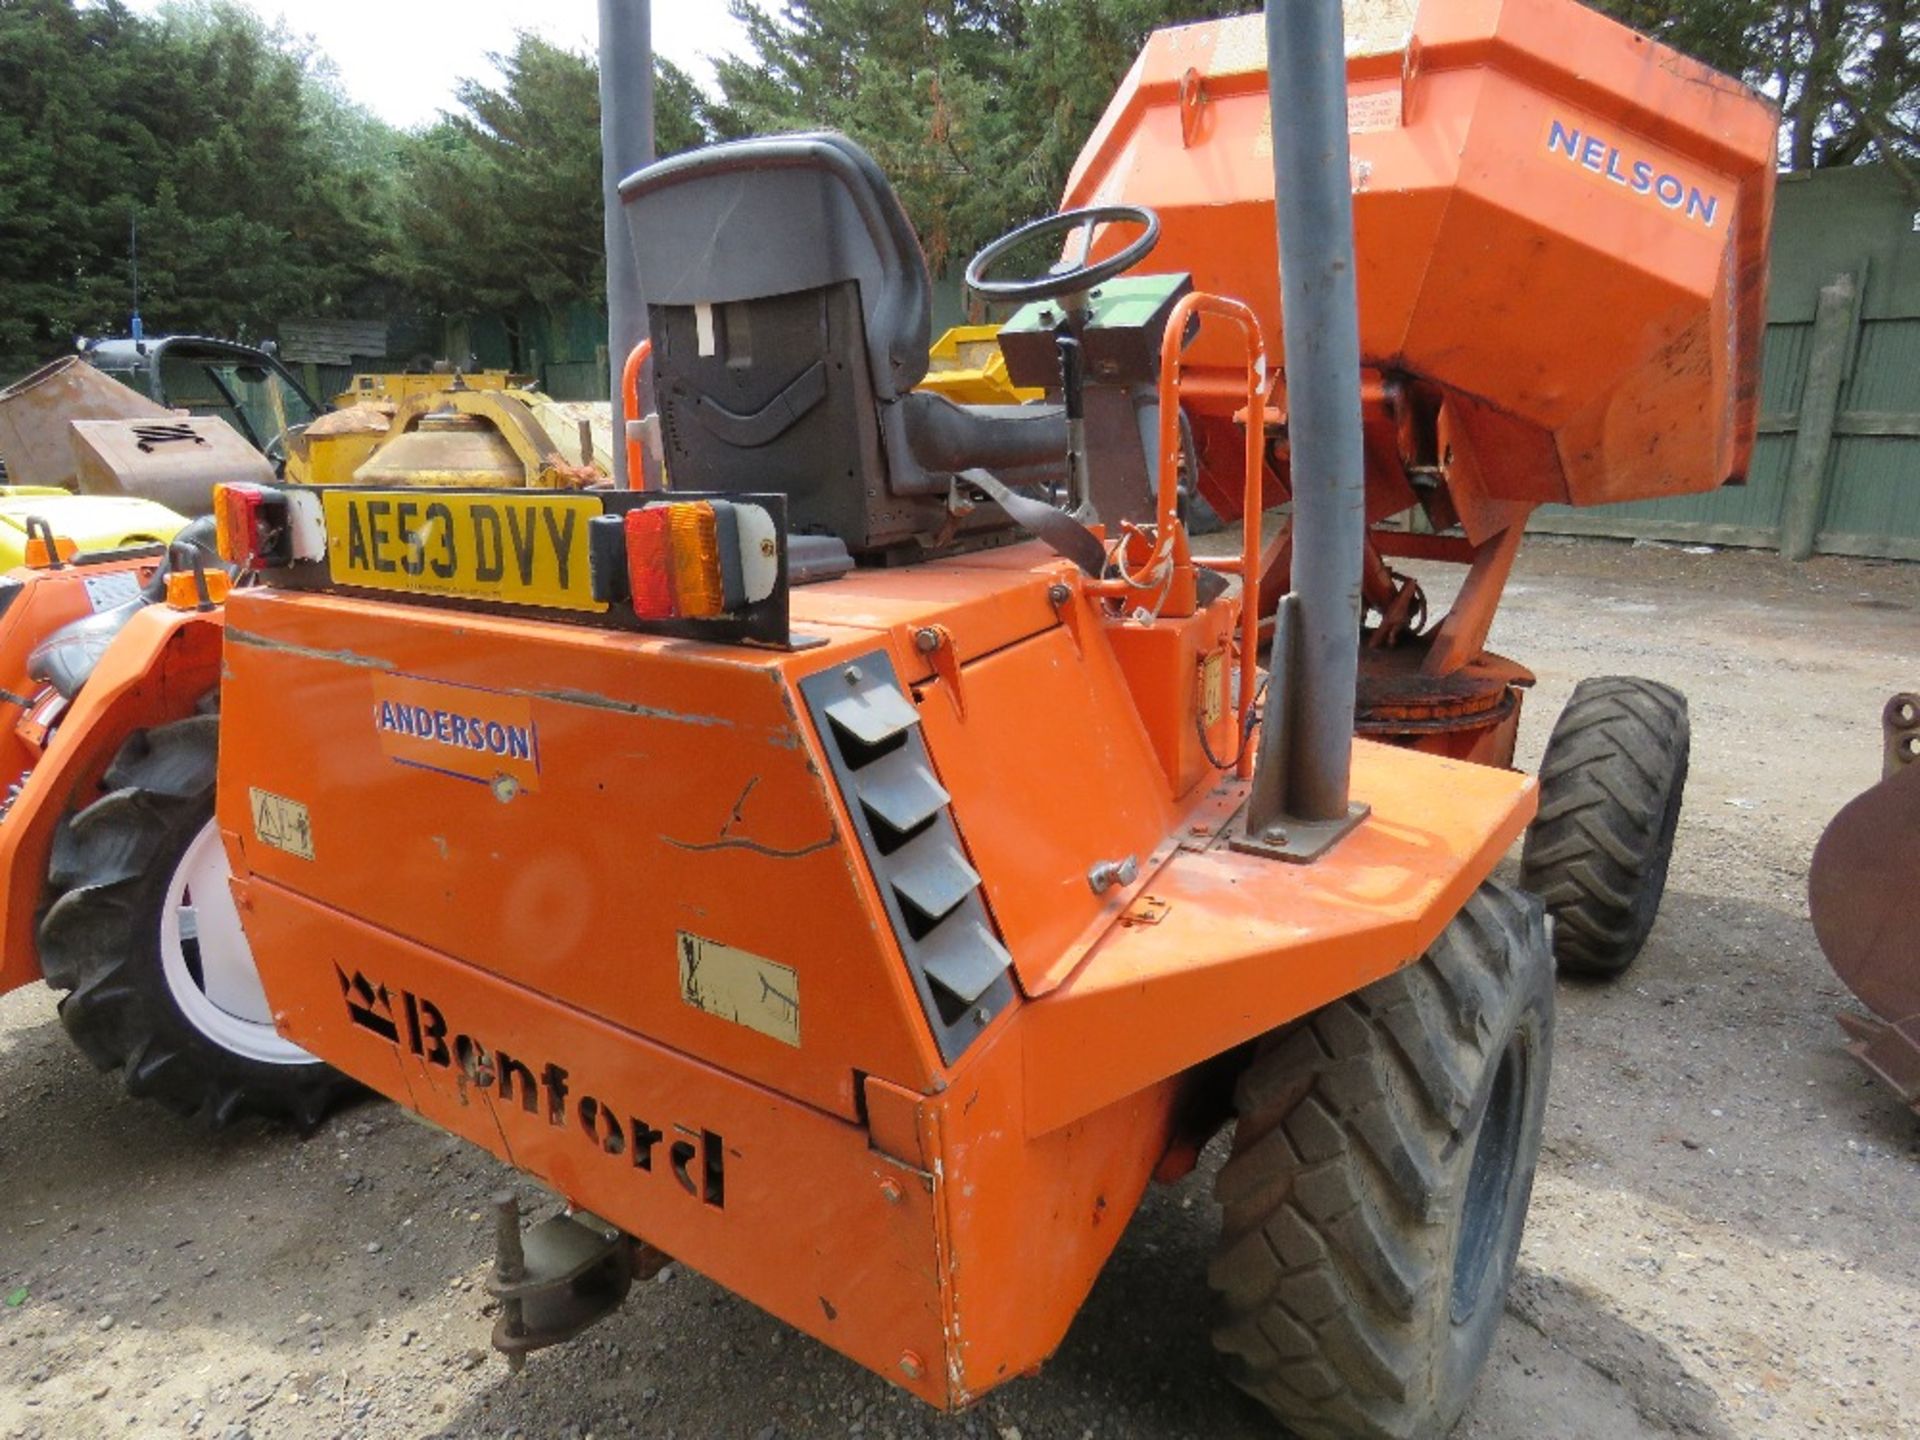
621;337;653;490
1090;293;1267;779
1127;291;1269;777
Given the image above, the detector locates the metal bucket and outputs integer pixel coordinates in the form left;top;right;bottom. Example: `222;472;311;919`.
0;357;169;489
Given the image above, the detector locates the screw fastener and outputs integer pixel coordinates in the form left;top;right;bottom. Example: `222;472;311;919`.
1088;855;1141;894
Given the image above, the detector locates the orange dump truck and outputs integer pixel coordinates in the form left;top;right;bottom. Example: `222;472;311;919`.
14;3;1776;1438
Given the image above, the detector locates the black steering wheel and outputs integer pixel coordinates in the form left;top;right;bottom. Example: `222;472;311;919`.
965;204;1161;305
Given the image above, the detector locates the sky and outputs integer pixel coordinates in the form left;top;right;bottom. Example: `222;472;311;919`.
122;0;750;130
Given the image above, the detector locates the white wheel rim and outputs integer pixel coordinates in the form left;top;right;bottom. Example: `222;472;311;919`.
158;819;313;1067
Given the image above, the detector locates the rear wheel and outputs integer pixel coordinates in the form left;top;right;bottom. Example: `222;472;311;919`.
37;713;350;1128
1520;675;1689;976
1209;881;1553;1440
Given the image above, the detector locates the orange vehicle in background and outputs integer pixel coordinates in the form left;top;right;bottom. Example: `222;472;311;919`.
189;3;1774;1438
0;525;348;1125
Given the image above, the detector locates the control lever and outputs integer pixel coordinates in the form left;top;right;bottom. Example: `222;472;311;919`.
1054;326;1095;523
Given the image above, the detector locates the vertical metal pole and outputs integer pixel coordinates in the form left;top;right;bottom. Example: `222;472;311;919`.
599;0;654;488
129;210;144;342
1267;0;1365;821
491;1192;527;1373
1244;595;1298;835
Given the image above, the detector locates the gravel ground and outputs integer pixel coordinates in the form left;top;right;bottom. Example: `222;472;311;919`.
1;537;1915;1440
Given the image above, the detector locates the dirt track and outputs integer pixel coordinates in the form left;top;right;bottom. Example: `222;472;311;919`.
1;538;1916;1440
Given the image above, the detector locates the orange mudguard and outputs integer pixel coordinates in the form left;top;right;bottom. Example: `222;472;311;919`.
0;602;222;996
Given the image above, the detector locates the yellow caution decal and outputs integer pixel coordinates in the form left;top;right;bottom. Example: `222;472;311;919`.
677;933;801;1048
250;788;314;860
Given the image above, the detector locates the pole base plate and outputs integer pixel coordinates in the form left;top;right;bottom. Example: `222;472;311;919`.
1229;802;1370;863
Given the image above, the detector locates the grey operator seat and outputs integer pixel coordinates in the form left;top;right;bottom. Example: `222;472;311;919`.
618;132;1065;559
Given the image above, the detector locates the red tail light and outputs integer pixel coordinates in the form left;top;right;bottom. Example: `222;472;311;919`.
623;505;677;618
588;498;781;626
212;484;292;570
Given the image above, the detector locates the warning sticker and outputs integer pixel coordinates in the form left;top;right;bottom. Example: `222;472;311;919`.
1346;89;1402;134
1200;650;1227;727
251;788;314;861
677;933;800;1048
1254;86;1403;158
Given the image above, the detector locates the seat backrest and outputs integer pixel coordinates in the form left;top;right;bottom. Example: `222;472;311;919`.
620;133;945;553
623;132;931;401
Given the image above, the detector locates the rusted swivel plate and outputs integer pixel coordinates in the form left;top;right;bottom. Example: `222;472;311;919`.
1809;754;1920;1115
1355;643;1526;735
487;1199;665;1362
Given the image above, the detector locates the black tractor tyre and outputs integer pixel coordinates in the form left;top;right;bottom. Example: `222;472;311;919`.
37;713;350;1129
1519;675;1690;977
1209;880;1554;1440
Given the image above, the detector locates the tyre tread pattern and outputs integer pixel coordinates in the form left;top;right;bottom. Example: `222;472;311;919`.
37;714;348;1129
1209;881;1550;1440
1520;676;1689;976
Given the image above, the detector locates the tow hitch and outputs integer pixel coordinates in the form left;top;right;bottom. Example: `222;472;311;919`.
486;1193;667;1369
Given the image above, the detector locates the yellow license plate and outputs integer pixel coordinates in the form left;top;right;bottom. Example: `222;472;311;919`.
322;490;606;613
